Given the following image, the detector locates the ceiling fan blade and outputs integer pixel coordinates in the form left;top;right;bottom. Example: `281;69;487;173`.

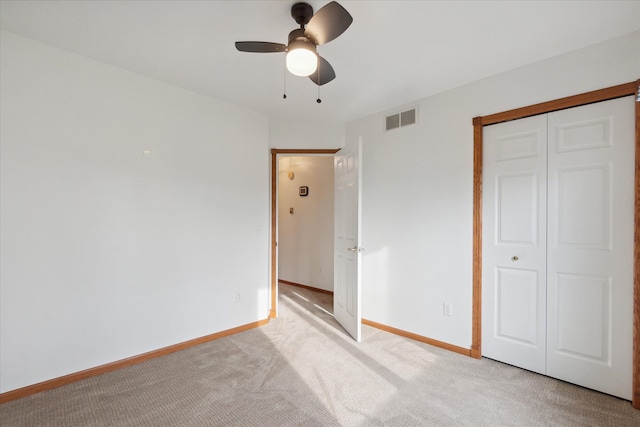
309;56;336;86
305;1;353;45
235;42;286;53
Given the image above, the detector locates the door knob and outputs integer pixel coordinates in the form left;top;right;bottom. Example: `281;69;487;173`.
511;256;519;261
348;246;365;253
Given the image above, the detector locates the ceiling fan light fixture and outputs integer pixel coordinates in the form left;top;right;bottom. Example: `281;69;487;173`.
235;1;352;87
286;39;318;76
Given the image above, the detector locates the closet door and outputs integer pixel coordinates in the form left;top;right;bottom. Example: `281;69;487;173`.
482;115;548;374
546;96;635;400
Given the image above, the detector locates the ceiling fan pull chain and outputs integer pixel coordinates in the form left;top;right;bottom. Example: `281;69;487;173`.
283;56;287;99
316;56;322;103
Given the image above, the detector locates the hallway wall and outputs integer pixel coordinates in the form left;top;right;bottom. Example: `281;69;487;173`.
278;156;334;292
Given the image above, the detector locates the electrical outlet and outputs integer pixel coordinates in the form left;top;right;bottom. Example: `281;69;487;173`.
236;292;242;303
443;302;453;316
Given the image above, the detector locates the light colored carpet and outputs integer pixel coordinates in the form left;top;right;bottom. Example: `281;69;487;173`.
1;282;639;426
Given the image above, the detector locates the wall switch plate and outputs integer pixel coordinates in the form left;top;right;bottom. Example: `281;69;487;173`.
443;302;453;316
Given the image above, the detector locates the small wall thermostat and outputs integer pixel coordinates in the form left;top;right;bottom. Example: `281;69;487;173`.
299;186;308;196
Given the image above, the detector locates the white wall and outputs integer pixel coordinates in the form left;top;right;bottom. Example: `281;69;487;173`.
0;31;270;393
269;117;345;149
278;156;334;291
348;31;640;349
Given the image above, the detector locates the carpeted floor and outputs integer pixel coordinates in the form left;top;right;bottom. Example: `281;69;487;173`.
1;282;639;426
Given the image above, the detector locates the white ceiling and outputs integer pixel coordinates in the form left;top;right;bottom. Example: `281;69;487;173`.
1;0;639;123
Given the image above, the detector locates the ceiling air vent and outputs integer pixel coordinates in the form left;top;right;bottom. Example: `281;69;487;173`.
385;107;417;131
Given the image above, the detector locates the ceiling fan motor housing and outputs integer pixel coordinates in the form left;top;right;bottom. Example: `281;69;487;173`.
291;2;314;27
287;28;317;52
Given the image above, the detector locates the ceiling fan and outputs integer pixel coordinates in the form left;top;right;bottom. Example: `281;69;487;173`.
235;1;353;87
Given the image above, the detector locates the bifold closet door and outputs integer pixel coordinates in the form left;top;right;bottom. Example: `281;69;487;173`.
482;114;548;375
546;96;634;400
482;96;634;400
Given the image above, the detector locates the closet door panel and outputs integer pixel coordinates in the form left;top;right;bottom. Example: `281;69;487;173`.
554;273;611;361
556;164;611;250
482;115;547;374
546;96;634;400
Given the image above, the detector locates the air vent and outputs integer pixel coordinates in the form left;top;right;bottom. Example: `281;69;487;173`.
385;107;417;131
401;109;416;126
386;114;400;131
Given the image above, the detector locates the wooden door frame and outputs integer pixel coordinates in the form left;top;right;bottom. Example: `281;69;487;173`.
471;80;640;408
269;148;340;318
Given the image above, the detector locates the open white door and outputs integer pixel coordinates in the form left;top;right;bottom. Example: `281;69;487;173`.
334;137;362;342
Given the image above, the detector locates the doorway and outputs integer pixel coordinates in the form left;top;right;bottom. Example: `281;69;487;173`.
277;155;335;292
269;149;339;318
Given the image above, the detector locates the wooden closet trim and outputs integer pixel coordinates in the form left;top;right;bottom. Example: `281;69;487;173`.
270;149;340;318
471;80;640;409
